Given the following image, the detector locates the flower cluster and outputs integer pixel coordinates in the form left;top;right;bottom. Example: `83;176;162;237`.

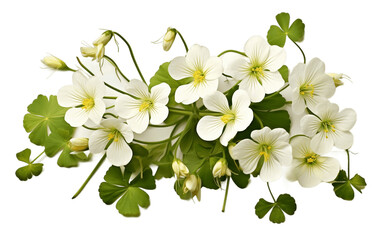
17;12;365;223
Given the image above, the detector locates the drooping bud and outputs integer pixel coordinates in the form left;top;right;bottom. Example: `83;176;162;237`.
69;138;89;151
183;174;201;201
212;158;231;178
163;28;177;51
41;55;72;71
172;158;189;179
327;73;350;87
80;44;105;62
93;30;113;46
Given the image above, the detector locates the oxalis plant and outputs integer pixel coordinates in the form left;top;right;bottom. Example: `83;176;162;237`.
16;12;366;224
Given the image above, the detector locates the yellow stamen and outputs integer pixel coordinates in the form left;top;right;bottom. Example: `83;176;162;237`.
251;66;265;77
221;114;235;124
260;151;270;162
300;84;314;97
82;98;95;110
193;70;205;86
107;133;115;140
139;101;151;112
306;154;318;163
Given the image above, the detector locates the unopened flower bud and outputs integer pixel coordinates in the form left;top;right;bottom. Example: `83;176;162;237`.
80;44;105;62
327;73;350;87
172;158;189;179
163;28;177;51
212;158;231;178
41;55;72;71
93;30;113;46
69;138;89;151
183;174;201;201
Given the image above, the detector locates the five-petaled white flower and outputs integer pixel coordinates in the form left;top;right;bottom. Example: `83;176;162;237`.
88;118;134;166
300;101;356;155
290;58;335;114
115;79;171;134
57;72;105;127
230;36;286;103
168;44;223;104
232;127;292;182
196;90;253;146
288;136;340;188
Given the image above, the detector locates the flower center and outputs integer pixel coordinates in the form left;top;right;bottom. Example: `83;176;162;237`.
193;70;205;86
107;131;119;142
251;66;265;78
139;100;152;112
82;98;95;110
321;120;336;138
305;153;318;164
300;84;315;97
220;113;235;124
259;144;272;162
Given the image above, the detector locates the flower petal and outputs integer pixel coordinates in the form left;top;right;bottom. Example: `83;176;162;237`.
291;92;306;114
168;56;193;80
233;139;260;174
260;158;282;182
125;79;149;99
230;57;251;81
272;142;293;166
239;77;265;102
150;83;171;105
65;108;89;127
250;127;271;143
305;58;325;83
89;129;109;154
334;108;357;131
107;140;133;166
220;122;237;146
196;79;219;98
316;156;340;182
88;98;105;125
149;103;169;124
57;85;84;107
115;95;141;119
232;89;251;112
234;108;253;131
261;71;285;94
291;136;311;159
332;131;353;150
185;44;210;71
297;165;322;188
310;131;334;155
289;63;306;90
175;82;199;104
204;56;223;80
203;91;230;113
244;36;270;64
264;45;286;71
196;116;225;141
300;115;321;137
127;111;150;134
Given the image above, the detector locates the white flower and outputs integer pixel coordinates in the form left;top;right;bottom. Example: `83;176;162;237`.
88;118;134;167
41;55;71;71
290;58;335;114
196;90;253;146
80;44;105;62
300;101;356;155
327;73;350;87
168;44;223;104
288;136;340;187
115;79;171;134
230;36;286;103
232;127;292;182
172;158;189;179
69;138;89;152
183;174;202;201
212;158;231;178
57;72;105;127
93;30;113;46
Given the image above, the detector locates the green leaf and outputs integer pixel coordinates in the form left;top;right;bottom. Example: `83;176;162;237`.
226;149;250;188
255;198;274;219
155;152;174;180
183;152;206;173
269;205;285;224
23;95;72;146
277;194;297;215
99;166;156;217
267;25;286;47
276;12;290;31
198;160;219;189
125;143;151;174
278;65;289;82
332;170;354;201
288;19;305;42
15;148;43;181
350;174;367;193
174;179;192;200
251;93;286;111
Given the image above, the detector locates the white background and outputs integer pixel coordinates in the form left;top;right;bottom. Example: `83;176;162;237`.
1;0;381;239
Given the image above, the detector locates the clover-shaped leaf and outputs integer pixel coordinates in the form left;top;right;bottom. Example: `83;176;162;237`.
15;148;43;181
267;12;305;47
332;170;367;201
23;95;71;146
255;194;297;224
99;166;156;217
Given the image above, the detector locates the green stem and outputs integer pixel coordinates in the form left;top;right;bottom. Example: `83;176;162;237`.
103;96;117;100
221;177;231;212
72;153;107;199
291;40;306;64
104;55;130;82
82;125;100;131
76;57;94;76
173;116;194;156
30;151;45;164
346;149;350;180
199;110;222;116
149;122;178;128
103;112;118;119
267;182;276;202
113;31;147;85
175;29;188;52
223;80;241;95
168;107;194;116
133;132;182;145
106;105;115;110
263;84;289;100
103;82;139;100
253;112;264;128
218;50;247;58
